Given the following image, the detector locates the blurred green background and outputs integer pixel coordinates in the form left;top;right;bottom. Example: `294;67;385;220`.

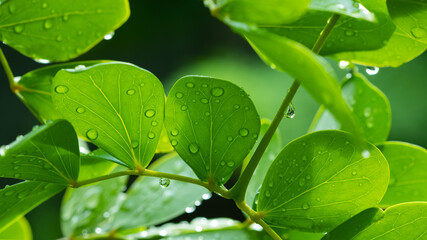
0;1;426;239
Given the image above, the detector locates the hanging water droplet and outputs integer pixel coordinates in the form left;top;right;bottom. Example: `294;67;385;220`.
410;27;427;38
126;89;135;95
74;65;86;70
35;58;51;64
104;31;115;40
145;109;155;118
366;66;379;75
186;82;195;88
86;129;98;140
43;20;53;29
202;193;212;200
285;103;295;118
76;107;85;113
188;143;199;154
227;161;235;167
147;132;156;139
55;85;68;94
211;87;224;97
13;25;24;33
185;206;196;213
302;202;310;210
175;92;184;99
159;178;170;188
338;61;349;69
239;128;249;137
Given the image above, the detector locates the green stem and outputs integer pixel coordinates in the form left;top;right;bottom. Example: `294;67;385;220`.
71;170;138;188
0;46;18;92
228;13;341;203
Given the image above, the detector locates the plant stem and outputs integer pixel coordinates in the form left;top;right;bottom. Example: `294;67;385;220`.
228;13;341;202
0;46;18;92
71;170;138;188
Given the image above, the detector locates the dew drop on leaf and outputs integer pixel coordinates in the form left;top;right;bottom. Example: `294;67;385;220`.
186;82;195;88
302;202;310;210
181;105;188;111
410;27;427;38
227;161;235;167
239;128;249;137
188;143;199;154
211;87;224;97
171;140;178;146
86;129;98;140
366;66;379;75
126;89;135;95
265;190;271;198
145;109;156;118
234;104;240;109
132;141;139;149
285;103;295;119
43;20;53;29
345;30;355;36
151;121;158;126
55;85;68;94
159;178;170;188
76;107;85;113
13;25;24;33
175;92;184;99
14;173;21;178
352;171;357;176
338;61;349;69
74;65;86;70
200;98;208;104
104;31;115;40
220;161;226;166
4;190;14;197
8;4;16;13
147;132;156;139
185;206;196;213
170;129;179;136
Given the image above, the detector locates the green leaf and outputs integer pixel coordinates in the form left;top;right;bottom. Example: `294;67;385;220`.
0;120;80;185
312;72;391;144
52;62;165;169
165;229;268;240
245;119;282;208
0;217;32;240
60;166;128;237
257;0;394;55
322;207;384;240
108;152;209;231
257;130;389;232
0;0;129;62
209;0;310;25
351;202;427;239
241;30;360;135
156;125;174;154
15;61;110;123
378;142;427;207
78;149;119;181
0;181;64;232
165;76;260;184
309;0;375;22
282;230;325;240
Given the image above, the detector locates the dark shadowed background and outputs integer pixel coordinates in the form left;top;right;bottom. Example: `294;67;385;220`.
0;1;426;239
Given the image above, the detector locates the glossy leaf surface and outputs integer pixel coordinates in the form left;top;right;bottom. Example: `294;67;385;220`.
309;0;375;22
78;150;119;181
52;62;165;169
0;217;32;240
0;120;80;185
312;73;391;144
322;207;384;240
0;181;64;232
245;119;282;208
211;0;310;25
352;202;427;239
16;61;110;123
109;153;209;230
242;30;360;135
378;142;427;207
0;0;129;62
258;130;389;232
165;76;260;184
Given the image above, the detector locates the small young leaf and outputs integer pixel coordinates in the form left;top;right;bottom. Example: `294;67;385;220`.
241;30;360;136
322;207;384;240
245;119;282;208
0;0;129;62
78;150;120;181
258;130;389;232
165;76;260;184
15;61;110;123
155;125;174;154
209;0;310;25
52;62;165;169
312;73;391;144
378;142;427;207
309;0;375;22
0;181;64;232
108;152;209;230
0;217;32;240
0;120;80;185
351;202;427;239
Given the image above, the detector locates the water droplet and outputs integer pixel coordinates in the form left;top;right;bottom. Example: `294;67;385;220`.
359;183;363;187
8;4;16;13
186;82;195;88
299;178;306;187
227;161;235;167
339;61;349;69
175;92;184;99
159;178;170;188
204;112;210;116
56;35;63;41
14;173;21;178
55;85;68;94
285;103;295;118
185;206;196;213
62;14;69;21
42;2;47;8
220;161;226;166
202;193;212;200
200;98;208;104
188;143;199;154
76;107;85;113
345;30;355;36
171;129;179;136
233;104;240;109
86;129;98;140
316;197;321;202
104;31;115;40
43;163;51;169
211;87;224;97
74;65;85;70
363;107;371;117
362;149;370;158
181;105;188;111
151;121;158;127
4;191;14;197
411;27;427;38
352;171;357;176
13;25;24;33
227;136;233;142
44;20;53;29
144;109;155;118
132;141;139;149
302;202;310;210
126;89;135;95
171;140;178;146
265;190;271;198
201;83;208;88
13;166;20;170
239;128;249;137
147;132;156;139
366;66;379;75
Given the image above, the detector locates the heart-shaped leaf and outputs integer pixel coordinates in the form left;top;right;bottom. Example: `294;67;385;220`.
0;181;64;232
311;72;391;144
0;0;129;62
258;130;389;232
378;142;427;207
52;62;165;169
165;76;260;184
0;120;80;185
